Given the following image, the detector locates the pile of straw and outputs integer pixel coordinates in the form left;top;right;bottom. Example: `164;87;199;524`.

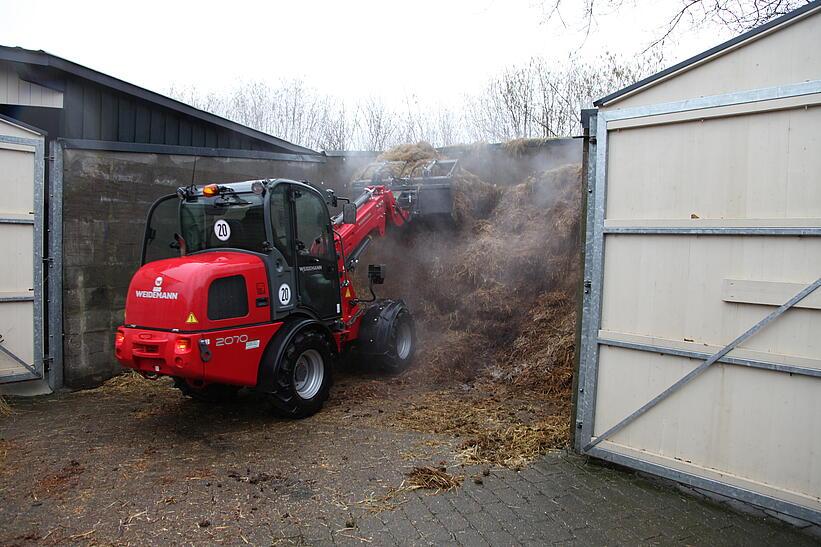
404;466;463;492
352;141;582;466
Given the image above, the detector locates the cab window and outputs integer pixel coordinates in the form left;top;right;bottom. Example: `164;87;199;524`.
269;184;293;265
180;193;267;254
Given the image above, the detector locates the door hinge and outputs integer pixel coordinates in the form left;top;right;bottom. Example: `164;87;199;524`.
584;280;592;294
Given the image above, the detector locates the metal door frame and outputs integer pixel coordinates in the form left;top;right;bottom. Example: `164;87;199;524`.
0;133;45;384
575;79;821;524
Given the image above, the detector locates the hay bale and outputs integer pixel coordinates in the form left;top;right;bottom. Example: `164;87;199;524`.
355;142;443;181
378;142;441;163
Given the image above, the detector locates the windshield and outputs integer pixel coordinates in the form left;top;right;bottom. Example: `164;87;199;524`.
180;192;267;254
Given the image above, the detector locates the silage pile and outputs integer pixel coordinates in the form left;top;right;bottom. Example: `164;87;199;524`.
352;142;582;463
355;142;581;387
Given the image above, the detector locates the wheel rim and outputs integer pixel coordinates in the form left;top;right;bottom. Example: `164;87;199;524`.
293;349;324;399
396;320;412;360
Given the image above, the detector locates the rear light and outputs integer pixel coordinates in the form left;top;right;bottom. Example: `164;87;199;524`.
175;338;192;354
202;184;219;197
115;330;125;347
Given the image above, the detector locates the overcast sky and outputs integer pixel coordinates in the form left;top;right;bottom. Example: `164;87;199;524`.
2;0;735;107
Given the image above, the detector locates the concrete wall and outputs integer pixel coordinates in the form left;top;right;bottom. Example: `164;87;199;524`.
60;148;324;388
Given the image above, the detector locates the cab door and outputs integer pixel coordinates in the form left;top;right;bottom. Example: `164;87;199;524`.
291;187;340;319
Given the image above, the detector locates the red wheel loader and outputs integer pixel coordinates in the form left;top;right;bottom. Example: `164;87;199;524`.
115;159;457;417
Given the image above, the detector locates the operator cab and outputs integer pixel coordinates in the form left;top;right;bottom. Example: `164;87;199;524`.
142;179;341;322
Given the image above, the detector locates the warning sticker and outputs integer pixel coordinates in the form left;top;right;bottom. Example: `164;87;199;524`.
344;288;351;298
214;219;231;241
185;312;198;324
245;340;260;350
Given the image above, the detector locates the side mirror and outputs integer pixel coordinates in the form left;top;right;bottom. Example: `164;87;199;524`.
342;203;357;224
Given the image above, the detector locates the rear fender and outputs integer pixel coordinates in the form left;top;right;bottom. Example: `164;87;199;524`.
256;317;334;393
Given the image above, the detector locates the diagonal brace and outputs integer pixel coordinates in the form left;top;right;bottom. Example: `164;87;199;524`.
0;334;41;377
584;277;821;452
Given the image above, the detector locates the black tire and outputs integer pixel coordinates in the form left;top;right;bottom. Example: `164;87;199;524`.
374;308;416;373
174;378;239;403
269;329;333;419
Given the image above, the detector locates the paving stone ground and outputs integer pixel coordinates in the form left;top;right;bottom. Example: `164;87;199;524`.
346;453;819;546
0;380;816;545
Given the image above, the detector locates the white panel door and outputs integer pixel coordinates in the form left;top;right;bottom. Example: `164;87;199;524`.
0;119;44;383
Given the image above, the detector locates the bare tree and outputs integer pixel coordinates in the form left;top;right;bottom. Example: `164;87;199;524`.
356;98;397;151
465;53;661;141
317;101;350;152
168;52;660;149
543;0;812;49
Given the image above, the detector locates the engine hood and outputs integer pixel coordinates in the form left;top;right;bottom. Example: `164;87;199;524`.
124;251;270;331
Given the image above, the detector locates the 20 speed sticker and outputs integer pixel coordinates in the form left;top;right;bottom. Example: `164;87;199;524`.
278;283;291;305
214;219;231;241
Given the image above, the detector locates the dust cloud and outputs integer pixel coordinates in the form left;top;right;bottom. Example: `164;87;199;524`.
352;142;582;394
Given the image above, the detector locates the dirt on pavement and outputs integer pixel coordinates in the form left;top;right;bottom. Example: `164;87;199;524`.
0;360;569;545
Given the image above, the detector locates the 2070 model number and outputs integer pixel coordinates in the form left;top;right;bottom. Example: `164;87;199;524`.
215;335;249;347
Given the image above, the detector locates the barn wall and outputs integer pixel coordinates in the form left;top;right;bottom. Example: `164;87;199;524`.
60;148;324;388
0;62;63;108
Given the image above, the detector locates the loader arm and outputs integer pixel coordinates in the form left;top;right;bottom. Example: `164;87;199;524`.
328;185;410;338
332;185;409;261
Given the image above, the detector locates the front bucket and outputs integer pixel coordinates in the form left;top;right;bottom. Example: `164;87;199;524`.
351;159;457;217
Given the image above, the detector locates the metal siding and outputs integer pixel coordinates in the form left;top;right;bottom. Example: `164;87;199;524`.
81;84;101;140
164;115;179;146
100;90;117;142
609;9;821;108
204;127;217;148
191;123;204;147
63;80;83;138
117;97;135;142
607;106;821;222
217;129;229;149
149;110;164;143
134;102;150;143
178;117;192;146
0;62;63;108
600;235;821;367
594;348;821;510
578;22;821;520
